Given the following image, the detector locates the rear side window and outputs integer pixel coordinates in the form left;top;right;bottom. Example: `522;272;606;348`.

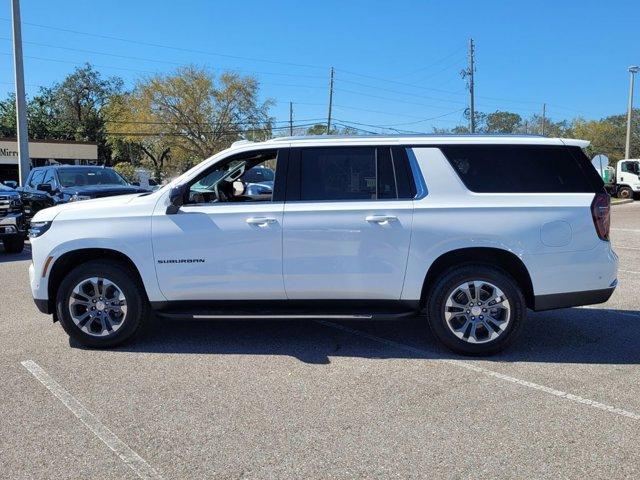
299;147;394;201
441;145;601;193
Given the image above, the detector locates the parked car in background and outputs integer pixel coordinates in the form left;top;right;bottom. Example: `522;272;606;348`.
242;165;275;199
19;165;149;220
27;135;617;355
0;183;27;253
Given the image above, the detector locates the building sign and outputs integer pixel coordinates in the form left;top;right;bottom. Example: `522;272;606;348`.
0;147;18;159
0;139;98;166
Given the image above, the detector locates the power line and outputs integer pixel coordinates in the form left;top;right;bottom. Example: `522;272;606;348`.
0;17;326;70
399;44;466;78
337;77;467;104
0;36;330;81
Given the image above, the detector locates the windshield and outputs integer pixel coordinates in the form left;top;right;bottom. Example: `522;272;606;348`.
58;168;128;187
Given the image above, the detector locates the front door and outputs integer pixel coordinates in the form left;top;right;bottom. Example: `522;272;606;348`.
282;146;414;300
152;149;287;301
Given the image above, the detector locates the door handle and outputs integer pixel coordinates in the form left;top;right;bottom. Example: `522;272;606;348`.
365;215;397;224
246;217;277;226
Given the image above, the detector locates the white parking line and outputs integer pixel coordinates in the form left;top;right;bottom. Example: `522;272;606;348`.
619;269;640;275
611;228;640;233
316;321;640;421
21;360;162;480
615;246;640;251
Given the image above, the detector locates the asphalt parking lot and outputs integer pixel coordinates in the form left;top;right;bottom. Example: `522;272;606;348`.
1;202;639;479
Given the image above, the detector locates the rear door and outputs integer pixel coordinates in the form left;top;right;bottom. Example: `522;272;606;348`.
282;146;415;300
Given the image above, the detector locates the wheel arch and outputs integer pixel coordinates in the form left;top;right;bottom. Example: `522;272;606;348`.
420;247;534;308
47;248;147;314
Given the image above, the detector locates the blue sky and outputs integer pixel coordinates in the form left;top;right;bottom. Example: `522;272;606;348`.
0;0;638;133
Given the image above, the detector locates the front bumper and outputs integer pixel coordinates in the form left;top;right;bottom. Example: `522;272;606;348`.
0;212;27;239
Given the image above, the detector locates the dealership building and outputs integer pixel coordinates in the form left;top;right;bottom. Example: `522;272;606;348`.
0;138;99;182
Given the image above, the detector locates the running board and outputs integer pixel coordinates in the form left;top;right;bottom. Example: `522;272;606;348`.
156;312;378;320
151;300;420;321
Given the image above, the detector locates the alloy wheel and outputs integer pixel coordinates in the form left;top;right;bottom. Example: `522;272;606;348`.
443;280;511;344
68;277;128;337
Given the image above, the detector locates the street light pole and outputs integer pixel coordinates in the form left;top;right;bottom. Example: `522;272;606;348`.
625;66;639;159
11;0;30;186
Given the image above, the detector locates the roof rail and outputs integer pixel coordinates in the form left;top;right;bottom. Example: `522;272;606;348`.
231;140;255;147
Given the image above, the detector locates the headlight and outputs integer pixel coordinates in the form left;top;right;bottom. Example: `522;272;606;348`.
69;194;91;202
28;221;52;238
9;197;22;212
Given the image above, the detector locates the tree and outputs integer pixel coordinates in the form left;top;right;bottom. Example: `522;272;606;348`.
570;117;626;162
484;111;522;133
114;162;137;183
106;66;273;179
46;64;123;162
305;123;360;135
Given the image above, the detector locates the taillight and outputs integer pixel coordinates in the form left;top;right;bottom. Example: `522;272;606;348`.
591;192;610;241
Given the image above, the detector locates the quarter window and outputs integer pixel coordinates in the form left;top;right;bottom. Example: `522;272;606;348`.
441;145;600;193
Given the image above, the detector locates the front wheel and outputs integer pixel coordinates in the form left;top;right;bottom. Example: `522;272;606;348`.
617;186;633;199
56;260;149;348
424;264;526;355
3;236;25;253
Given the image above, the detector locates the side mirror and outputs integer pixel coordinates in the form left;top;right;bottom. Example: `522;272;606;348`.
166;185;186;215
3;180;17;189
37;183;54;194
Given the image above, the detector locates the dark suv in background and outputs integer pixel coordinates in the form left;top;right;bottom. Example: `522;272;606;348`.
19;165;148;220
0;183;27;253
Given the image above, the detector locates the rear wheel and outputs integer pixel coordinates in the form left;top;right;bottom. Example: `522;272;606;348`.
56;260;148;348
3;236;25;253
425;264;526;355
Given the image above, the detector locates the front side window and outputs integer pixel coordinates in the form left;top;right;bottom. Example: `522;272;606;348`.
42;169;57;187
622;161;639;175
28;170;45;188
187;150;278;205
58;168;128;187
299;147;398;201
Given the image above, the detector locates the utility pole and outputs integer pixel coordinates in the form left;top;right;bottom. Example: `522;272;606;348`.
625;66;639;159
462;38;476;133
289;101;293;136
541;103;546;136
11;0;30;186
327;67;334;135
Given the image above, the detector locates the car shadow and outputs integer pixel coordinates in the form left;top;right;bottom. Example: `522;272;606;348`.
72;306;640;365
0;242;31;263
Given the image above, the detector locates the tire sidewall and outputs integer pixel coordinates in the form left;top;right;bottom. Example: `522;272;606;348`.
56;261;145;348
3;236;25;253
618;187;632;199
426;264;526;355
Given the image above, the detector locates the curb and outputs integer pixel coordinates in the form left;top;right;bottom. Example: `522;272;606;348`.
611;199;634;206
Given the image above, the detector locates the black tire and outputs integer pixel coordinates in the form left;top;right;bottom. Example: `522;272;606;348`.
3;236;25;253
617;186;633;199
56;260;149;348
424;264;526;356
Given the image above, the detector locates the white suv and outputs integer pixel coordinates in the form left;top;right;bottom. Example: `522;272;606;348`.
28;135;618;355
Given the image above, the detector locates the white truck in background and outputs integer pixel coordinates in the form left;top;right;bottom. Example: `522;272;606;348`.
592;155;640;199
